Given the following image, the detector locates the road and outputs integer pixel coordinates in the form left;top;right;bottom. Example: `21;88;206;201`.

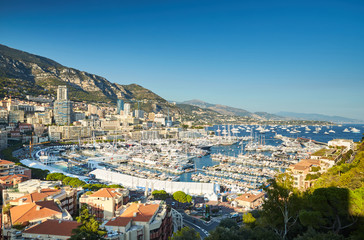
182;212;221;239
183;219;209;239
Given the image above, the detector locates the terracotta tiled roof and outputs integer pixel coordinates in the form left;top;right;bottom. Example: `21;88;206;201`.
11;188;61;204
89;188;123;198
23;219;80;237
0;160;15;165
0;174;28;181
235;192;265;203
105;217;131;227
10;200;62;224
120;203;159;222
291;159;321;171
293;165;310;171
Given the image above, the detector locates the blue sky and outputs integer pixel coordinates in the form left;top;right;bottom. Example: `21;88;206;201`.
1;0;364;120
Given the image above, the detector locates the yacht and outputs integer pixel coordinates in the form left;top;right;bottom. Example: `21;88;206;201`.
351;127;360;133
343;128;350;133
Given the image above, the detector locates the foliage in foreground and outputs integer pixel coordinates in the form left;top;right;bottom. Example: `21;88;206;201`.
170;227;200;240
207;141;364;240
70;205;106;240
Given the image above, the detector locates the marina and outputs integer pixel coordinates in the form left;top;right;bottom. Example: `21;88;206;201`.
21;124;364;193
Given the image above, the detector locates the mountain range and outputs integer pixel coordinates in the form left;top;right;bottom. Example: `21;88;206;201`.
0;44;179;114
1;43;360;123
182;99;285;120
181;99;363;123
276;112;364;124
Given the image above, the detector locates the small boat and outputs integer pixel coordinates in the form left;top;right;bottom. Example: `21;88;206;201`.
343;128;350;133
324;131;329;135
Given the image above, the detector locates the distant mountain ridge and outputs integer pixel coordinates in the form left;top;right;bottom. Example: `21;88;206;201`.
276;112;364;123
0;44;179;113
182;99;285;120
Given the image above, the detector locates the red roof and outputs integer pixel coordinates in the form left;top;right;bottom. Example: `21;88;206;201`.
0;174;28;181
10;200;62;224
235;192;265;203
11;188;61;204
0;160;15;165
89;188;123;198
105;217;131;227
120;203;159;222
23;219;80;237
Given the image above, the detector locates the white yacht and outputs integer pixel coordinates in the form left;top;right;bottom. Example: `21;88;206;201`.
351;127;360;133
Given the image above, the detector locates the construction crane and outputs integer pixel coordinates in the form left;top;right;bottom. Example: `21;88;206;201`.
27;134;50;158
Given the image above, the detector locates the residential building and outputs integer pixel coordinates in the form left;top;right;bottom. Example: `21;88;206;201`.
287;159;325;190
234;192;265;209
9;186;78;215
0;174;30;188
9;200;70;226
117;99;124;114
18;123;32;132
17;179;60;194
48;125;91;140
8;110;24;123
57;85;68;101
27;111;53;125
148;112;155;121
22;219;81;240
79;188;129;220
54;86;73;125
88;104;98;115
104;202;173;240
0;109;8;124
124;103;131;117
101;120;122;130
0;159;31;178
74;111;86;121
134;110;145;119
154;114;166;126
328;139;355;151
0;130;8;150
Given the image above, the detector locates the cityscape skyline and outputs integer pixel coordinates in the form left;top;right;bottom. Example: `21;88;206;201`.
1;0;363;120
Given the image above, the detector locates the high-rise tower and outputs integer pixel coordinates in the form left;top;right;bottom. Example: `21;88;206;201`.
117;99;124;114
57;85;68;101
54;86;73;125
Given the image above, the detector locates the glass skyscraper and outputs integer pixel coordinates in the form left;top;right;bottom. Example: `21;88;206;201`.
54;86;73;125
117;99;124;114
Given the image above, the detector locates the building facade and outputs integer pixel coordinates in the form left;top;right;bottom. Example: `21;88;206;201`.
117;99;124;115
54;86;73;125
79;188;130;220
104;202;173;240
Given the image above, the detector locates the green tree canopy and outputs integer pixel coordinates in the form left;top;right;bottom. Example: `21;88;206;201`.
299;187;363;234
70;205;106;240
170;226;200;240
243;212;256;228
152;190;169;200
261;173;302;240
173;191;192;204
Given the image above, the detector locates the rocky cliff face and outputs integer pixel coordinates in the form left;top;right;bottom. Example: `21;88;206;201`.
0;44;165;104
